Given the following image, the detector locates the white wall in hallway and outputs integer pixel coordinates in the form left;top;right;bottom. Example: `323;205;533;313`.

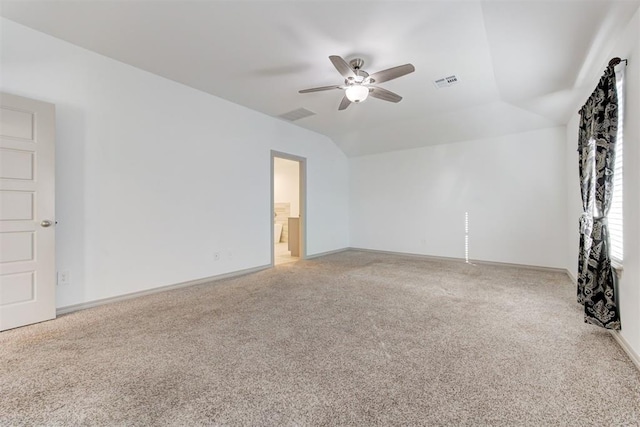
274;157;300;217
0;18;349;309
350;126;568;269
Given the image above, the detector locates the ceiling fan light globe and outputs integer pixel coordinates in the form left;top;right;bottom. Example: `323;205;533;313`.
345;85;369;103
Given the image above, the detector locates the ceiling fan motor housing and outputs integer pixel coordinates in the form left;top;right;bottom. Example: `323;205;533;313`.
345;59;370;90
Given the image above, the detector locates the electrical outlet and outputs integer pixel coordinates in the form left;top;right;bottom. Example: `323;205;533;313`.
57;271;70;286
214;252;221;261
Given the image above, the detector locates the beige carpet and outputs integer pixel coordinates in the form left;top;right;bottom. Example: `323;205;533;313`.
1;250;639;426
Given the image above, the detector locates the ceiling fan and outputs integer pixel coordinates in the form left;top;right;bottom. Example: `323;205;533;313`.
299;55;415;110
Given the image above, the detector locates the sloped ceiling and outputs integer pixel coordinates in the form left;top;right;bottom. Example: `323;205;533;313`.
1;0;638;156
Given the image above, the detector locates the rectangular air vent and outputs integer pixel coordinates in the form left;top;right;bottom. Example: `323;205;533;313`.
433;75;459;89
278;108;316;122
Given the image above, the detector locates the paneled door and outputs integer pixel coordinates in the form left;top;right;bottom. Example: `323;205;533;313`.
0;93;56;331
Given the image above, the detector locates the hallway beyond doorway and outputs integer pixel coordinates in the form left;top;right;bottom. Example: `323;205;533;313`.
271;151;306;266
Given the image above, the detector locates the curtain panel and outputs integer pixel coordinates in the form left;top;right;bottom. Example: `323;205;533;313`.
576;64;620;330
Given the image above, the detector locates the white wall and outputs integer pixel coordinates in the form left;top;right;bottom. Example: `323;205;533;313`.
566;10;640;361
0;18;349;308
350;127;567;268
274;157;299;217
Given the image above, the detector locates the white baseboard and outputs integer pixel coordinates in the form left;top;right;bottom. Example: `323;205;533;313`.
566;273;638;372
349;247;467;263
305;247;349;260
348;247;568;275
350;248;640;371
611;330;640;372
56;264;271;316
56;247;349;315
55;248;640;375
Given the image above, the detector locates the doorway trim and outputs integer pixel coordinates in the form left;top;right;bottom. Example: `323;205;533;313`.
271;150;307;266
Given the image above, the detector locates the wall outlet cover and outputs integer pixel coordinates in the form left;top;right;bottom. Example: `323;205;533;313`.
57;271;70;285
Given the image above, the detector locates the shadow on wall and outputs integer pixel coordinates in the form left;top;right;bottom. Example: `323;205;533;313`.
56;104;87;308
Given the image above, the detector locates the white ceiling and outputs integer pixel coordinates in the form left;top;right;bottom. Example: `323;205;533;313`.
1;0;638;156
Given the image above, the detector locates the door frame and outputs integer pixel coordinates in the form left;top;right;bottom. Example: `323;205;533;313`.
270;150;307;266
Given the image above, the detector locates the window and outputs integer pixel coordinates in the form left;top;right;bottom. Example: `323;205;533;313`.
609;67;624;266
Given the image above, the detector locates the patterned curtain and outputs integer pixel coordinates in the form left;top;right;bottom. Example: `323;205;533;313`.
576;65;620;330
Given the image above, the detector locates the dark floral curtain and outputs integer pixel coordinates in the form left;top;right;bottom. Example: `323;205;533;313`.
576;64;620;330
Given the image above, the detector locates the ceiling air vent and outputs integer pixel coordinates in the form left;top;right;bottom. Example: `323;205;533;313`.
433;75;459;89
278;108;316;122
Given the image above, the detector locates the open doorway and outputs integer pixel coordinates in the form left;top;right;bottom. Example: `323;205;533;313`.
271;151;306;266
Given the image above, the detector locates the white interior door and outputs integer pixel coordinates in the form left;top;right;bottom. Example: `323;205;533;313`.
0;93;56;331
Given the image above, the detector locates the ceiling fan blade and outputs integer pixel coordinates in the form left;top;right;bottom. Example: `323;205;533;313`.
369;64;415;84
329;55;356;78
369;86;403;103
299;85;342;94
338;95;351;110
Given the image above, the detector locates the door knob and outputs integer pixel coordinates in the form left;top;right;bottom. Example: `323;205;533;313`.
40;220;53;228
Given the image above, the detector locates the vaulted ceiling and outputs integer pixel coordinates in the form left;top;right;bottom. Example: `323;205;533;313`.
2;0;638;156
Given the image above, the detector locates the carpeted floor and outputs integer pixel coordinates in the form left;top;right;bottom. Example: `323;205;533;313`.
1;250;639;426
